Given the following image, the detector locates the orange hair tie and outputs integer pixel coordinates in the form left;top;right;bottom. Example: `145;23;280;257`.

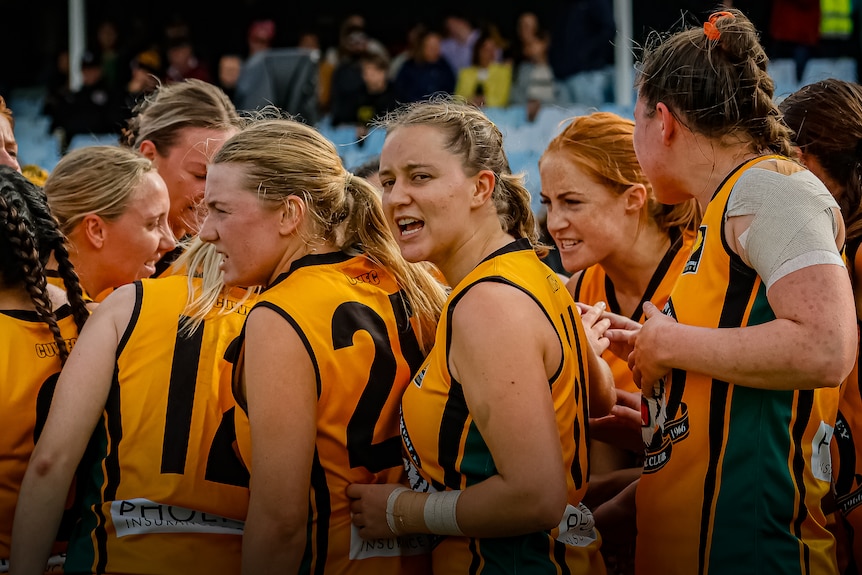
703;11;734;41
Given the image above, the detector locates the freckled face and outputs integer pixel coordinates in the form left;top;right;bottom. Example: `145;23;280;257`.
540;152;630;273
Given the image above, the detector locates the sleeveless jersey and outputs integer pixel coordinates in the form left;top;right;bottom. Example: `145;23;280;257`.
65;276;251;575
0;306;78;573
572;229;695;394
400;238;606;574
831;243;862;574
635;156;840;574
232;251;432;575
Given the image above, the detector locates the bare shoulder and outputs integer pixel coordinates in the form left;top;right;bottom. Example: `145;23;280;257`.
451;280;548;338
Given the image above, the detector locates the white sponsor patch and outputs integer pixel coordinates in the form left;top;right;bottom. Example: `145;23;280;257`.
555;503;598;547
811;421;834;483
110;498;244;537
348;524;432;560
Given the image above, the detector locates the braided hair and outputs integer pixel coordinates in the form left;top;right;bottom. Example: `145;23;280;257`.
0;166;88;362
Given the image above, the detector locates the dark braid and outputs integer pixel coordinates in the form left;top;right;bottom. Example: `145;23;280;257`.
0;166;86;362
53;241;89;332
0;193;70;362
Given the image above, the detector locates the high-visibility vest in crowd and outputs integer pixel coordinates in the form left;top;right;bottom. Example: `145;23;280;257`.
821;0;853;39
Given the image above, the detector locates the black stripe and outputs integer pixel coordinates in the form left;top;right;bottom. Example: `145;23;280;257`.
440;378;470;489
630;228;684;322
697;241;759;572
792;390;814;573
553;538;571;574
97;370;123;573
698;379;729;574
572;269;586;302
559;311;571;348
570;305;586;487
266;251;353;292
310;448;330;575
439;286;473;489
0;303;72;321
116;281;143;357
93;283;143;572
468;537;481;575
160;318;205;474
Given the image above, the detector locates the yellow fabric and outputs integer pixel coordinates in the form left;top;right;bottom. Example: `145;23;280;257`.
400;239;605;574
635;156;840;574
65;276;251;575
454;62;513;108
234;252;432;575
821;0;853;38
0;307;78;566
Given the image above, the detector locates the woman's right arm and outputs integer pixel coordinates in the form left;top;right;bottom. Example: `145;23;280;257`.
10;285;135;575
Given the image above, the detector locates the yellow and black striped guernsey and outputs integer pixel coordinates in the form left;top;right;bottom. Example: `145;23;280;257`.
572;230;696;394
635;156;840;574
64;275;251;575
232;251;433;575
0;305;78;571
400;238;605;574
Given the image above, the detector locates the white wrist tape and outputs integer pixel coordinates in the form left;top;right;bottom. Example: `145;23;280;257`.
385;487;410;535
423;490;464;535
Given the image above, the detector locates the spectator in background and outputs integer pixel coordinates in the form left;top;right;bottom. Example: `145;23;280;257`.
329;24;375;126
509;10;542;66
767;0;821;81
48;50;125;153
94;18;126;94
549;0;616;107
455;30;512;108
162;18;212;84
123;49;162;119
511;29;559;121
355;52;398;137
351;154;382;192
164;35;212;84
247;19;276;58
394;27;456;103
439;12;480;74
0;95;21;173
320;13;388;115
216;53;243;103
389;22;424;80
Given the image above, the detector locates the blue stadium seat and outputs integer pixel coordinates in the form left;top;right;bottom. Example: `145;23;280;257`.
768;58;801;101
66;133;121;151
801;57;858;86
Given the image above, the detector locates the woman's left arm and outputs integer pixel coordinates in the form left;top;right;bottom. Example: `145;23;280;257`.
630;262;857;390
349;282;580;540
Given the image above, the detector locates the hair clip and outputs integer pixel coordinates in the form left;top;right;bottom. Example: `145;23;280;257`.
704;11;734;41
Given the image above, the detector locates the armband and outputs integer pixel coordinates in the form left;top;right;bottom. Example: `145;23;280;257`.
385;487;410;535
423;490;464;535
